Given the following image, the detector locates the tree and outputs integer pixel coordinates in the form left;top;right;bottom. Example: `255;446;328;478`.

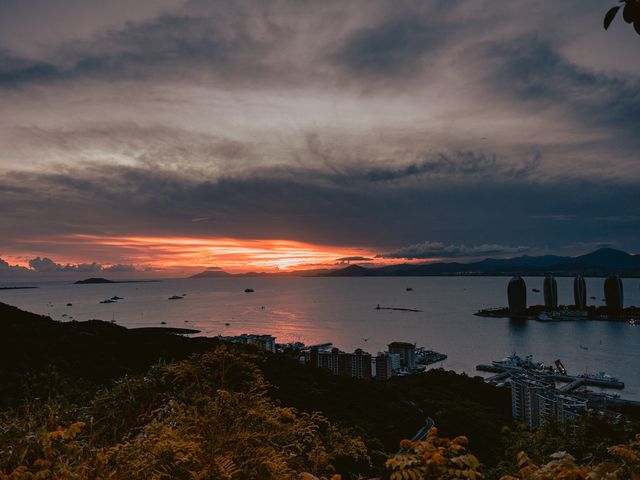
604;0;640;35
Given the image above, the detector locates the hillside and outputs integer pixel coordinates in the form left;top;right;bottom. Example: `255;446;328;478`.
324;248;640;277
2;302;639;479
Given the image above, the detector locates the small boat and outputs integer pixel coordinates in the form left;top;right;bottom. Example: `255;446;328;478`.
168;295;184;300
161;321;167;325
581;371;620;383
66;303;73;306
532;288;540;293
538;312;553;321
110;296;124;300
630;319;639;326
244;288;255;293
590;296;596;300
100;299;116;304
579;345;588;350
225;322;230;326
406;287;413;291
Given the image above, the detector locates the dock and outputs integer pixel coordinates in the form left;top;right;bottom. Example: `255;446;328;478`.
557;376;624;392
477;362;624;393
376;305;422;312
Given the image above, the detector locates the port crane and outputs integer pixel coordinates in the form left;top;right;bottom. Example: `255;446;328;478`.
554;359;567;375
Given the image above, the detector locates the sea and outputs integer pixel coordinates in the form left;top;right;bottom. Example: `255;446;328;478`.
2;276;639;399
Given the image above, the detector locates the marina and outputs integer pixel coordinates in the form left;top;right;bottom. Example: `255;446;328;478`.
2;275;640;399
477;352;625;394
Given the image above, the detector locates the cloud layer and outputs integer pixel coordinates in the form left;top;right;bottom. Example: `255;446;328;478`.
0;256;137;279
377;242;530;260
0;0;639;273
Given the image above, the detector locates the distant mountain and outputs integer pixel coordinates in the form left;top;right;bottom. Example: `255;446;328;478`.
321;248;640;277
190;268;335;278
190;269;233;279
322;264;383;277
574;248;640;270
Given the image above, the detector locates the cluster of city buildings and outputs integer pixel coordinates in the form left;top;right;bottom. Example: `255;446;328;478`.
217;333;277;352
304;341;417;380
507;274;626;317
510;372;589;430
218;334;435;381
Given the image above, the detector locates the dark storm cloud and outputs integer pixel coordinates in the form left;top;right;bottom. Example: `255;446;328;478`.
355;152;541;183
486;36;640;144
0;256;137;278
28;257;137;273
335;16;442;75
335;256;373;264
0;49;58;87
0;0;639;265
377;242;530;260
0;11;286;88
0;258;31;276
1;161;639;253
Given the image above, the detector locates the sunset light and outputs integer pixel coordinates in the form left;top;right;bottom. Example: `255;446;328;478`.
8;234;385;274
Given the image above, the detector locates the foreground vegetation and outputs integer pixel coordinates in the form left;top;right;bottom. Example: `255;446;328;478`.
2;302;640;479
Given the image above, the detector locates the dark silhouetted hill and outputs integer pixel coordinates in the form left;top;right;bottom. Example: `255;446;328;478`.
0;302;218;405
321;248;640;277
322;264;384;276
189;269;233;278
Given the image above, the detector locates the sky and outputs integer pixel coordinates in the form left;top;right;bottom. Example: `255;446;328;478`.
1;0;639;279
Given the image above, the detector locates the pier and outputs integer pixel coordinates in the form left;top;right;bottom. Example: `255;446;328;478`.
557;376;625;392
477;362;624;392
376;304;422;312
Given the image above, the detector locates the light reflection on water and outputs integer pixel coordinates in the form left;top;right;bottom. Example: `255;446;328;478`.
1;276;639;399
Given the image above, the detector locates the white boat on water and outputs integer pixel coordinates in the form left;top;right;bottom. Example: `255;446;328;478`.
580;371;620;383
538;312;553;321
492;352;544;370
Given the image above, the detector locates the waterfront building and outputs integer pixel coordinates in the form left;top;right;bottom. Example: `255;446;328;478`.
374;353;393;380
239;334;276;352
537;392;588;426
511;373;553;430
339;348;372;379
507;276;527;315
511;372;588;430
604;276;624;313
388;342;416;371
554;395;588;424
573;275;587;309
308;347;341;375
389;353;401;372
543;275;558;309
308;347;372;379
220;334;277;352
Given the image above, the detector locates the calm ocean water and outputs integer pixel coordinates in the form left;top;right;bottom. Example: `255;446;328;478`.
2;276;640;399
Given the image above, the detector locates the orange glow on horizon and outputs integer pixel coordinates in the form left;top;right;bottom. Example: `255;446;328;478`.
9;234;401;274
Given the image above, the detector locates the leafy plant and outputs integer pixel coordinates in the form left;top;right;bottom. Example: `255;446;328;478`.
0;345;370;479
500;433;640;479
604;0;640;35
386;428;482;480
